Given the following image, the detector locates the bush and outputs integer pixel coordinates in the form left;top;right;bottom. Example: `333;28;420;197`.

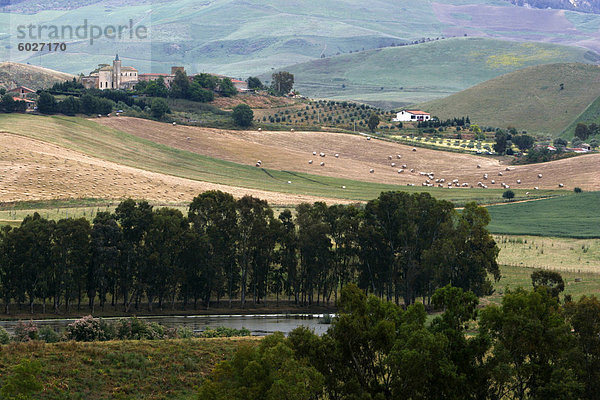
66;315;113;342
13;321;39;342
502;190;515;201
232;104;254;127
39;326;61;343
574;187;583;193
199;326;251;338
0;326;10;344
115;317;166;340
151;98;170;119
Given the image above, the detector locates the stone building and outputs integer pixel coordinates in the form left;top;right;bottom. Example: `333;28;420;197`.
82;55;138;90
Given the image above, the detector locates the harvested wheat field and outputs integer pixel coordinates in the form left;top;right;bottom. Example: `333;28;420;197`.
0;132;347;205
98;117;600;191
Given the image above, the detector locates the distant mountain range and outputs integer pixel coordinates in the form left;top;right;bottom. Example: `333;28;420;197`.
505;0;600;14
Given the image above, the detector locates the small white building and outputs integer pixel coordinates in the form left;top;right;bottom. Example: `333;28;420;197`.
393;110;431;122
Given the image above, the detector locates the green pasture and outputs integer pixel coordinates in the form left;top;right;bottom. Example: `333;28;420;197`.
486;192;600;238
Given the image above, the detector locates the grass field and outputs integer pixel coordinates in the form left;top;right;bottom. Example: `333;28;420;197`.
496;235;600;273
489;264;600;305
276;38;596;106
560;93;600;139
420;63;600;136
1;114;571;206
0;337;258;399
486;192;600;238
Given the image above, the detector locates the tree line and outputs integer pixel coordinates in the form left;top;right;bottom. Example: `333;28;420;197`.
0;190;499;315
201;283;600;400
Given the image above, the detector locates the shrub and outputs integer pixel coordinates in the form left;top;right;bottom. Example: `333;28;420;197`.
66;315;113;342
574;187;583;193
13;321;39;342
232;104;254;127
150;98;170;119
115;317;166;340
0;326;10;344
39;326;61;343
176;326;195;339
199;326;251;338
503;190;515;201
0;359;43;399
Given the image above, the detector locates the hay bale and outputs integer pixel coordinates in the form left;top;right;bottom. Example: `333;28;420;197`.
320;162;325;166
370;169;375;173
538;174;542;178
308;160;313;164
412;148;417;152
335;153;339;158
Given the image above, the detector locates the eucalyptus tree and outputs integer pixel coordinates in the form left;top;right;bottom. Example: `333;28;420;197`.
188;191;238;307
51;217;91;312
89;212;122;312
115;199;153;311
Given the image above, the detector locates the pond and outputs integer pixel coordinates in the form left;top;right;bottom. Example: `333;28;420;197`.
0;314;334;336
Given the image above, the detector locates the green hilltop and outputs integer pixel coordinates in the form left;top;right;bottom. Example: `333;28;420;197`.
420;63;600;136
272;38;598;108
4;0;600;79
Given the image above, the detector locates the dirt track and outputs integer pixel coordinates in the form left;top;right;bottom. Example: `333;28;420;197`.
0;133;349;205
97;117;600;191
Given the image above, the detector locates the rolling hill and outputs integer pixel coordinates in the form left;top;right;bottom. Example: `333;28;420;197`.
2;0;600;79
2;114;598;208
0;62;75;90
420;63;600;136
269;38;599;107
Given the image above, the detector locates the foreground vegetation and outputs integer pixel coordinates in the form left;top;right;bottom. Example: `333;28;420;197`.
0;191;499;315
0;337;256;399
200;284;600;400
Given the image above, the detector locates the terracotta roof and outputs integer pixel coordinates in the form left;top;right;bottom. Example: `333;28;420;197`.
121;66;137;71
140;73;171;76
8;86;35;93
13;97;35;103
405;110;430;115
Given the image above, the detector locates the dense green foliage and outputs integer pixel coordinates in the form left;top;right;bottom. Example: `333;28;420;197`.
199;332;323;400
0;191;499;313
232;104;254;127
271;71;294;96
201;284;600;399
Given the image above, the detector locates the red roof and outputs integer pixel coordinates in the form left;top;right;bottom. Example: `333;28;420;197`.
8;86;35;93
405;110;430;115
12;97;35;103
139;73;171;76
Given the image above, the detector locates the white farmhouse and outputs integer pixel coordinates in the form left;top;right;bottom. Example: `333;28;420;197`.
393;110;431;122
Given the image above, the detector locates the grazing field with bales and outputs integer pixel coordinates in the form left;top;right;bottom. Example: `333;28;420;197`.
3;114;590;207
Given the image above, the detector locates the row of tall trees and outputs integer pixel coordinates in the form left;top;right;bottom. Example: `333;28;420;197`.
0;191;500;314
